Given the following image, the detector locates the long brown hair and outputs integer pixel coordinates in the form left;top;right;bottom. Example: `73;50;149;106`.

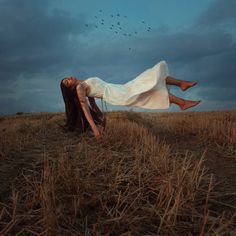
60;78;105;133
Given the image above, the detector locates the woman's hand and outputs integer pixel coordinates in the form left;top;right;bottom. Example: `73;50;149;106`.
93;126;103;141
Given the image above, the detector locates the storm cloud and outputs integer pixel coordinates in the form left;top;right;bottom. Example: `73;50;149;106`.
0;0;235;114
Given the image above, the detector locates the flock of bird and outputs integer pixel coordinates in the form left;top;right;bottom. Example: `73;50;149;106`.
84;10;152;51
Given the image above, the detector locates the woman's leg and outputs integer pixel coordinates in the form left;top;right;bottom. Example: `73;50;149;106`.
166;76;197;91
169;92;201;110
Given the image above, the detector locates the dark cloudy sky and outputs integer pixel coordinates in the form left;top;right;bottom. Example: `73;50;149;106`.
0;0;236;115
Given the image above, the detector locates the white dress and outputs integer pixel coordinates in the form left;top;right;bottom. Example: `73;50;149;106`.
82;60;171;109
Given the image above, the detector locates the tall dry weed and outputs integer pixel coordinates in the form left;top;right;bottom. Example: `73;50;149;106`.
0;111;235;235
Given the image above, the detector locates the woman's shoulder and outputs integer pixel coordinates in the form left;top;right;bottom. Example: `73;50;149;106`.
75;80;91;95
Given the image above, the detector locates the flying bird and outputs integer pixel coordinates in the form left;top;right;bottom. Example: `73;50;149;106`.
91;11;151;42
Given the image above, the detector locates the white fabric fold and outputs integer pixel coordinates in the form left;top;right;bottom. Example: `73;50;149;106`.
84;60;171;109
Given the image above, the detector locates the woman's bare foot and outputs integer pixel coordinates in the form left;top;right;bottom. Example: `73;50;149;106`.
180;81;198;91
180;100;201;110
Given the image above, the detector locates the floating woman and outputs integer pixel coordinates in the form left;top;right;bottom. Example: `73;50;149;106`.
60;61;201;141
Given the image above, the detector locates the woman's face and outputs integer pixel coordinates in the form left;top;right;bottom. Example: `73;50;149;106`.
64;77;77;88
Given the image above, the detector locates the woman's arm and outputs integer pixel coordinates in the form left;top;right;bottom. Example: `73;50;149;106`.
76;84;102;140
88;97;103;117
88;97;106;133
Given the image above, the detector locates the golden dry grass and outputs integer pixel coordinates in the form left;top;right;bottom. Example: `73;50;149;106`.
0;110;236;235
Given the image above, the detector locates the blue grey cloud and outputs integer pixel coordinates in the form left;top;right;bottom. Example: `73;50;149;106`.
0;0;235;114
198;0;236;27
0;0;89;81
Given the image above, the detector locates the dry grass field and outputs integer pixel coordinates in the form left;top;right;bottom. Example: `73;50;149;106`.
0;110;236;235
